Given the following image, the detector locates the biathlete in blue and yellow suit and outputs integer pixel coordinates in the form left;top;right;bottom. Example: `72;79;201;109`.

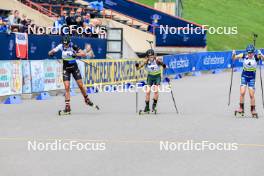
48;36;97;114
232;44;264;116
136;49;166;112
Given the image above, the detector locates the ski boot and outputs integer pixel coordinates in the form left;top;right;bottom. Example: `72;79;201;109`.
251;105;258;118
139;101;150;115
59;105;71;116
85;95;99;110
152;99;158;114
235;103;244;117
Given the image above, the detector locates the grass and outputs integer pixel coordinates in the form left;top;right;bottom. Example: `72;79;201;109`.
135;0;264;51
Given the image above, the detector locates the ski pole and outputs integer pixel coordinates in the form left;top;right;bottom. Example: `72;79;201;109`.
165;77;179;114
135;66;139;113
136;75;138;113
253;33;264;109
80;59;99;70
228;55;234;106
146;40;154;50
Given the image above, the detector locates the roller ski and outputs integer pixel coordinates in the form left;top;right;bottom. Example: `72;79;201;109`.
151;99;158;114
251;106;258;118
85;96;100;110
139;101;157;115
234;103;244;117
139;101;150;115
58;105;71;116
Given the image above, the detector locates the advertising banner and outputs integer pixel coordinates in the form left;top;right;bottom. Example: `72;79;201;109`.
55;61;64;90
30;60;45;93
163;51;248;75
83;59;147;87
0;61;22;96
43;60;58;91
22;60;32;94
10;61;22;94
0;61;12;96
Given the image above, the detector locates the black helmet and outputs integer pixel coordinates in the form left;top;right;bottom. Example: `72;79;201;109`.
62;36;71;45
146;49;155;57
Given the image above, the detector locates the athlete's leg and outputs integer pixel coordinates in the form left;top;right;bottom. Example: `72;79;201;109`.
71;64;93;106
62;64;72;112
248;88;255;106
152;85;159;111
76;79;87;98
248;78;257;115
144;85;151;112
240;86;246;104
153;75;161;101
249;88;256;114
146;85;151;102
153;85;159;100
64;80;71;112
237;76;247;112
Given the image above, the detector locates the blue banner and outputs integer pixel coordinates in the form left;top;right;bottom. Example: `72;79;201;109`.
155;29;206;47
163;49;264;76
0;33;107;60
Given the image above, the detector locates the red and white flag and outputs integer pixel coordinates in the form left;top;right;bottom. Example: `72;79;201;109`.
15;32;28;59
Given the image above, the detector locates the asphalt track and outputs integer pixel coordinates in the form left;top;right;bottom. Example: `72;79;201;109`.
1;70;264;176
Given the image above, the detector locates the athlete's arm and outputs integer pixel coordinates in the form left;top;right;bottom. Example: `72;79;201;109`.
136;58;149;70
73;44;86;58
48;44;62;56
232;50;244;60
156;57;167;69
258;50;264;60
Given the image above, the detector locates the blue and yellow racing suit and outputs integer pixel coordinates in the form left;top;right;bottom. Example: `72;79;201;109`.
239;53;260;89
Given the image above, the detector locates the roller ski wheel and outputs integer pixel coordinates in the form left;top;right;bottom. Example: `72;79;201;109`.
234;110;244;117
251;112;258;119
58;110;71;116
152;108;157;115
139;109;150;115
85;98;100;110
89;104;100;110
152;105;157;115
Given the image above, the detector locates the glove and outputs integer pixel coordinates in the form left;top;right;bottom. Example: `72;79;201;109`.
72;53;77;58
164;77;170;83
135;63;139;68
48;52;54;57
162;63;167;69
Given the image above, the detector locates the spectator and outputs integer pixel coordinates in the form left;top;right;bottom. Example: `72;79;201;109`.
8;10;21;26
53;15;64;34
0;17;8;33
84;43;95;59
90;19;103;38
60;10;67;25
83;13;91;27
76;8;83;17
20;14;28;32
66;10;76;26
75;16;83;28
